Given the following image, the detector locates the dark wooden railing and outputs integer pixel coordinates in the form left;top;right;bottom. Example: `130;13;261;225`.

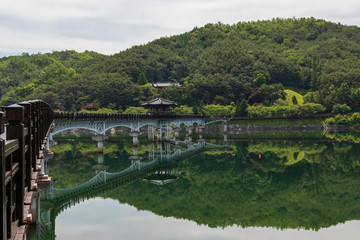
1;100;53;240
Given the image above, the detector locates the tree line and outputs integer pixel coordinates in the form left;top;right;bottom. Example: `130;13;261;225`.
1;17;360;116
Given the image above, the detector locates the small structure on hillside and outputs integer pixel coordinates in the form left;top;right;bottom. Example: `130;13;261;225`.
140;97;177;115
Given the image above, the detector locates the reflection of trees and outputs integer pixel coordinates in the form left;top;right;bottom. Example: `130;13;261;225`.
100;141;360;230
49;141;132;188
45;140;360;231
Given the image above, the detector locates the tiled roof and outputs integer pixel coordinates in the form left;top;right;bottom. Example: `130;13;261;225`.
140;97;177;106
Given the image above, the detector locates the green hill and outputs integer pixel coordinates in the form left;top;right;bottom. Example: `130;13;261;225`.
1;17;360;112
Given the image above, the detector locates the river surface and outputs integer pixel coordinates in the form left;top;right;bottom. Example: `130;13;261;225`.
27;133;360;240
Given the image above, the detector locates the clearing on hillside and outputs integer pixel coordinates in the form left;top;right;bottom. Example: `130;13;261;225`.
284;90;304;105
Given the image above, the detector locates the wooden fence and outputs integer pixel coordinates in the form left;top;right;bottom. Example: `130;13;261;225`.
1;100;53;240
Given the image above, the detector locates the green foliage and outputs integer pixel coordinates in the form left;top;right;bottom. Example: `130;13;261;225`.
122;106;147;114
298;102;326;115
326;113;360;126
310;55;322;90
248;84;286;106
137;72;148;85
173;105;194;115
325;131;360;143
292;95;298;105
78;108;119;114
247;102;325;117
234;99;248;117
202;104;234;117
139;83;158;101
247;104;299;117
332;104;351;114
335;82;352;105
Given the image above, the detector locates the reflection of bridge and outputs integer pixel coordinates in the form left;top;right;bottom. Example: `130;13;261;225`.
43;141;227;205
33;141;229;240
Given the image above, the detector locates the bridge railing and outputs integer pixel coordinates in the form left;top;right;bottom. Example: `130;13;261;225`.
53;112;207;121
1;100;53;240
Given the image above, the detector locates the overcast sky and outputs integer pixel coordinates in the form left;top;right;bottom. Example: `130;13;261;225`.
1;0;360;56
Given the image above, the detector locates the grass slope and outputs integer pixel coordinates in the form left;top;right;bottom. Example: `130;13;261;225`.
284;89;304;105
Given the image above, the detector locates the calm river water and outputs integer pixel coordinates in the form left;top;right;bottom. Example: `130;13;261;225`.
27;132;360;240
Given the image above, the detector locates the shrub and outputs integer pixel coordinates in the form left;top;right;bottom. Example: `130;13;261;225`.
299;103;325;115
202;104;233;117
123;107;147;114
78;108;119;114
332;104;351;114
325;117;335;125
350;112;360;125
173;105;194;115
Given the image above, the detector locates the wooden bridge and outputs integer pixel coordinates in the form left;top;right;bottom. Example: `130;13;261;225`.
1;100;53;240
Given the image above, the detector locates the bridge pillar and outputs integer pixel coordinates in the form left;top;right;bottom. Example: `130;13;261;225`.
174;128;180;140
148;143;155;160
38;201;55;240
223;122;228;133
38;151;53;191
129;132;140;147
173;128;180;145
92;135;109;153
164;127;170;142
186;127;193;143
148;126;155;142
157;129;162;142
223;133;228;143
165;142;171;154
197;126;205;140
130;145;141;162
156;142;163;155
186;127;193;137
93;153;108;172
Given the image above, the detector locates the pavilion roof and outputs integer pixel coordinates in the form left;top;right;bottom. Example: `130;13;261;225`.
140;97;177;106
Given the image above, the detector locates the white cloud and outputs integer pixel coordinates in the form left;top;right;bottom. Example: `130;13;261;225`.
1;0;360;55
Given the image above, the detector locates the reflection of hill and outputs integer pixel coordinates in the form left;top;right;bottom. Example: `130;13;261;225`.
248;141;327;168
100;142;360;230
49;141;133;188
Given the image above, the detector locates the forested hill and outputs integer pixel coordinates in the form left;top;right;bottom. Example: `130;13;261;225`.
1;17;360;112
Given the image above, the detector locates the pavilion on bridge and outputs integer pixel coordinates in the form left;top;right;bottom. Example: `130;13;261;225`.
140;97;177;115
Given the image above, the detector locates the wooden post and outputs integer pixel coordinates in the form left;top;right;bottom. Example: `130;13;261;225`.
19;102;33;190
0;111;6;240
5;104;25;227
28;101;38;170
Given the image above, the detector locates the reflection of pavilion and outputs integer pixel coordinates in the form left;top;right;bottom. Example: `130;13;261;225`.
143;170;178;186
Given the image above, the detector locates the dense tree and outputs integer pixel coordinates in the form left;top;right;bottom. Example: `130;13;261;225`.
234;99;248;117
137;72;148;85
